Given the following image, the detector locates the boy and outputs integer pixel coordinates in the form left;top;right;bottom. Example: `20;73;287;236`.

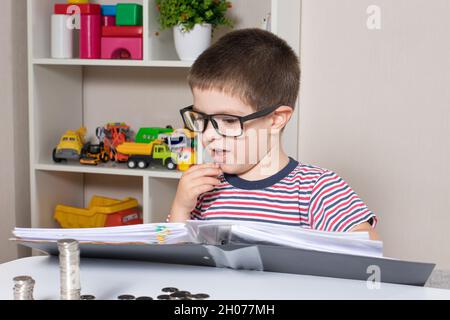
169;29;378;240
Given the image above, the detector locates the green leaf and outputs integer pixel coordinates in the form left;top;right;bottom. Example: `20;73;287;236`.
156;0;234;31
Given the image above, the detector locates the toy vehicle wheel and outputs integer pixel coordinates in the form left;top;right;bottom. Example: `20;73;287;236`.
138;160;147;169
52;148;63;163
128;160;137;169
100;153;109;163
166;160;176;170
82;142;91;155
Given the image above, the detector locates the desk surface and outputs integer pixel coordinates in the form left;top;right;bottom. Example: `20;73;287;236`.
1;256;450;300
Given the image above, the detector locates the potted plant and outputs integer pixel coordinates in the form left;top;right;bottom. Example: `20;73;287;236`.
156;0;234;61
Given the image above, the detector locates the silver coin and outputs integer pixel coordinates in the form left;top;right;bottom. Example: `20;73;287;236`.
136;296;153;300
118;294;135;300
80;295;96;300
170;291;190;299
161;287;178;293
13;276;34;284
177;290;191;295
157;294;172;300
192;293;210;299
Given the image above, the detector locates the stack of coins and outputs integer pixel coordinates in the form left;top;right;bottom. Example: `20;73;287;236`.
57;239;81;300
13;276;35;300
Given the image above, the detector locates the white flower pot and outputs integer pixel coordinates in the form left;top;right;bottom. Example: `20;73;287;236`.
173;23;212;61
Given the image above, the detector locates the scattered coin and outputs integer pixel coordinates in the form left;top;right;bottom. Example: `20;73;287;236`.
191;293;210;300
177;290;191;295
80;295;96;300
157;294;172;300
136;296;153;300
161;287;179;293
118;294;135;300
170;291;190;299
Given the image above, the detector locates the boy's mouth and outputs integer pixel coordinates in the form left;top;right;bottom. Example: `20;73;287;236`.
210;148;230;164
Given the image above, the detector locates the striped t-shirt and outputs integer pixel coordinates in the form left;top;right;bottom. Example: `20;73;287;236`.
190;157;377;232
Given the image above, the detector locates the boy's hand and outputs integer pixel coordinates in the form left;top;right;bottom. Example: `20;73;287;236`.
350;222;380;241
169;163;222;222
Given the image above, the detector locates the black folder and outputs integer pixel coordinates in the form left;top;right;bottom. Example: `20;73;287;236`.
14;239;435;287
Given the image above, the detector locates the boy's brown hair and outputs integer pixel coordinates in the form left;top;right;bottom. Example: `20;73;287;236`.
188;28;300;112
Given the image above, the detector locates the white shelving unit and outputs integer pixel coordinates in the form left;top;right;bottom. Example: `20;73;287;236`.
27;0;301;228
32;58;193;68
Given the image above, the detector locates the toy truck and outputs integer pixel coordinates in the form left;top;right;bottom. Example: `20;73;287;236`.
79;142;110;166
176;147;196;171
158;129;197;171
135;126;174;144
54;195;142;228
96;122;131;162
158;128;196;152
53;127;87;163
116;139;177;170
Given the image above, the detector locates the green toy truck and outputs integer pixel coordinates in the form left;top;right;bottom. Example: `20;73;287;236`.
135;127;173;144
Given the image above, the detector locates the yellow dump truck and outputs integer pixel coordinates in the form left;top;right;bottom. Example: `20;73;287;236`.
54;196;141;228
116;139;177;170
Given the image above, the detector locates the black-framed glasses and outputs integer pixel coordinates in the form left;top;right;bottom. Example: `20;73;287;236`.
180;105;282;137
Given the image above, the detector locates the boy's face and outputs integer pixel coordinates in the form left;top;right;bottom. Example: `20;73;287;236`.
192;88;279;175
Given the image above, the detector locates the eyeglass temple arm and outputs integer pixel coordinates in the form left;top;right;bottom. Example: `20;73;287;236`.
240;105;282;122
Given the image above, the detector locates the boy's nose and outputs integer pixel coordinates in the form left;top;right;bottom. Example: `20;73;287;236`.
202;120;222;143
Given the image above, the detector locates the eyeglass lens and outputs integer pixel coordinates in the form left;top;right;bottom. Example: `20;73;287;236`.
183;110;242;137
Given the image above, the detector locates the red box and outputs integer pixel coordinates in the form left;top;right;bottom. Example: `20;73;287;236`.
105;208;142;227
102;15;116;27
54;4;101;15
102;26;143;38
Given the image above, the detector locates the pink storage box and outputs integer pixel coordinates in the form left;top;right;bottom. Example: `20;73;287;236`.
101;37;143;60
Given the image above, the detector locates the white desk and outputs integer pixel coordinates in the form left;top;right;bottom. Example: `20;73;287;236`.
1;256;450;300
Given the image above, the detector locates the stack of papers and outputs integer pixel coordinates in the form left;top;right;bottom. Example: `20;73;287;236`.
12;220;383;257
13;223;190;245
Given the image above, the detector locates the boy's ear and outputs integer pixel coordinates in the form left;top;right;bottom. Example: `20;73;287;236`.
270;106;293;131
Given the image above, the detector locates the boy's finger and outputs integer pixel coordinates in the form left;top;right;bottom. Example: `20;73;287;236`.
186;163;219;174
193;184;216;196
185;167;222;180
192;177;221;187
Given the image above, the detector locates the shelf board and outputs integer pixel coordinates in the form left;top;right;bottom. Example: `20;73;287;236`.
34;162;182;179
32;58;193;68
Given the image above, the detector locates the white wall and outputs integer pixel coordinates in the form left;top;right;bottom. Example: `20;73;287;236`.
299;0;450;268
0;0;30;263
